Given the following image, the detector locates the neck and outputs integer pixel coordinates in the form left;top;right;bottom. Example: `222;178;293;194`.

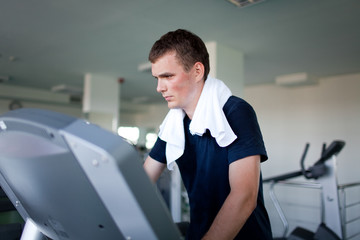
184;81;205;120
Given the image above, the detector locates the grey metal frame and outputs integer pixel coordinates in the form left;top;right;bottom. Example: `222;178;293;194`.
267;154;350;239
0;108;181;240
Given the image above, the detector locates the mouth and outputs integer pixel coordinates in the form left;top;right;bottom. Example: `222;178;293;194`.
163;96;172;101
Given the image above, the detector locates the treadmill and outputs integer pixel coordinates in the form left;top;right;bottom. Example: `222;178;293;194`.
0;108;181;240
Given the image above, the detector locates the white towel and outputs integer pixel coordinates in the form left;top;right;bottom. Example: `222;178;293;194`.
158;76;237;170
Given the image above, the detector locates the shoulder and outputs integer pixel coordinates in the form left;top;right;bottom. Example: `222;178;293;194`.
223;96;256;118
222;96;261;140
224;96;268;163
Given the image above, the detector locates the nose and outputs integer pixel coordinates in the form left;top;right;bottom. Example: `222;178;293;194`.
156;78;166;93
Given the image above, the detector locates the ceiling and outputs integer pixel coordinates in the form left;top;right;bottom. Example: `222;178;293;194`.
1;0;360;104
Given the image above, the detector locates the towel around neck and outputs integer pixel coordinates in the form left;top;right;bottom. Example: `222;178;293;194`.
158;76;237;170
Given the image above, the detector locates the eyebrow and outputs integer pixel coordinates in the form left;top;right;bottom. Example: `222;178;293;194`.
153;72;174;78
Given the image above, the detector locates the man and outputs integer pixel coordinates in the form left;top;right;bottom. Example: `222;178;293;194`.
144;29;272;240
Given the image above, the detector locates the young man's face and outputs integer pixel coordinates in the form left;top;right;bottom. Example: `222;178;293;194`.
151;51;201;113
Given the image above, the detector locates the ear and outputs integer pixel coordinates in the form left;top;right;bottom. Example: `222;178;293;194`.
193;62;205;82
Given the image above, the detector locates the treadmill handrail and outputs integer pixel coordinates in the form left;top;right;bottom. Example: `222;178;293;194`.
263;140;345;183
314;140;345;165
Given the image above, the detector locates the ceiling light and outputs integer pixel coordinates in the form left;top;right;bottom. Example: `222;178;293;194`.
228;0;265;8
275;72;317;87
51;84;83;96
137;62;152;72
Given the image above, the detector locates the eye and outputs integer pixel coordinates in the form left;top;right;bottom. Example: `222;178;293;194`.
165;74;174;80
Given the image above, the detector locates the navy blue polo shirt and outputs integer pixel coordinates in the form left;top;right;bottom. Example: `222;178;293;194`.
149;96;272;239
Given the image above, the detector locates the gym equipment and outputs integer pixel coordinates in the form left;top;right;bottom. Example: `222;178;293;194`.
0;108;181;240
264;140;345;240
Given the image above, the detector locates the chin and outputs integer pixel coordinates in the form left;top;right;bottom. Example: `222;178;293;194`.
168;103;180;109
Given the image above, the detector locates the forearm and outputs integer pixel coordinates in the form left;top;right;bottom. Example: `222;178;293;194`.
143;156;166;183
202;155;261;240
202;190;256;240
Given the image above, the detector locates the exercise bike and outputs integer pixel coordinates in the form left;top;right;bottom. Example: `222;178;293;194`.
263;140;345;240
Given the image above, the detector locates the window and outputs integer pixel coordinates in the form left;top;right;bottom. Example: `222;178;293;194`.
117;126;139;145
145;132;157;149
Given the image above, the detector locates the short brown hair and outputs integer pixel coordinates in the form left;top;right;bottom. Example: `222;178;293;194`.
148;29;210;80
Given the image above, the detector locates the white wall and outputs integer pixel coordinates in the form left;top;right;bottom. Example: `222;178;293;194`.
245;72;360;183
244;73;360;238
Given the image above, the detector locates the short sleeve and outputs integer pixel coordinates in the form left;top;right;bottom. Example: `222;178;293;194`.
148;137;167;164
224;97;268;164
